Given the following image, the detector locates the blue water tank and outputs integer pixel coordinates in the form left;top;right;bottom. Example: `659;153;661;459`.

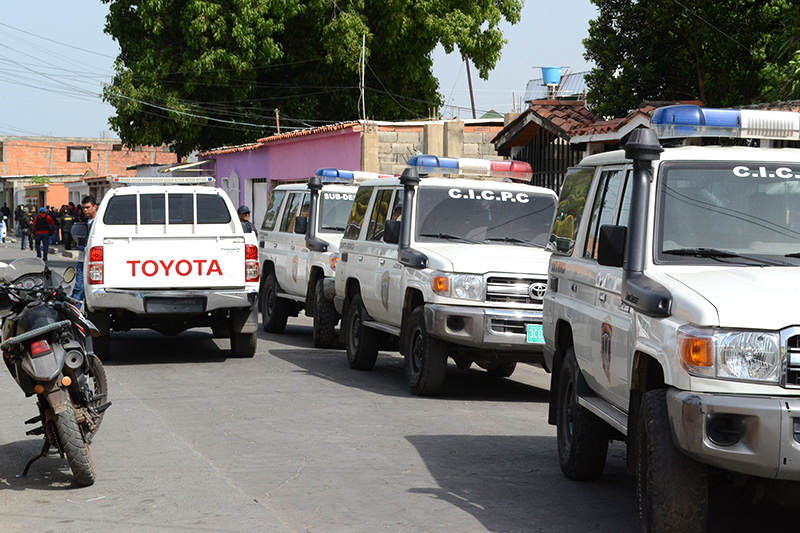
541;66;562;86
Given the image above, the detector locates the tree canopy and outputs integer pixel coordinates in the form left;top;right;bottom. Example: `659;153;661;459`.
583;0;798;118
101;0;522;156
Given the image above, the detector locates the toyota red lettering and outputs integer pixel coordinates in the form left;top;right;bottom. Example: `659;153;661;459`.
125;259;225;277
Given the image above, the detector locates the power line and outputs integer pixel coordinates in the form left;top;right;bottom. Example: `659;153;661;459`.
670;0;752;54
0;21;117;59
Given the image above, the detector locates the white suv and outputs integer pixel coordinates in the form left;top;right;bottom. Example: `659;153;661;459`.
544;104;800;530
257;169;392;347
334;155;556;395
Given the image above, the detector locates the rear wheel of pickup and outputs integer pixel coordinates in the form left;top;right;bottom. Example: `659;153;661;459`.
556;349;608;480
230;332;257;358
312;278;338;348
404;306;447;396
344;293;380;370
261;271;289;333
636;388;708;533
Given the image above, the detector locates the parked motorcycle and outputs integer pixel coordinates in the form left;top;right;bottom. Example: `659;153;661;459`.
0;257;110;486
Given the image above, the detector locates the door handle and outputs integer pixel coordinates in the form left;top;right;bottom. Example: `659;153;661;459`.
379;258;385;265
290;245;295;250
570;283;578;293
272;242;278;248
599;293;606;302
357;255;363;262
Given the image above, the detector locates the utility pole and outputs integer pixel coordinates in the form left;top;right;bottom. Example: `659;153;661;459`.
275;108;280;134
359;34;366;122
464;55;476;119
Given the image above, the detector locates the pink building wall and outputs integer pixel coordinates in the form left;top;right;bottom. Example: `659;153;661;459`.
268;129;361;180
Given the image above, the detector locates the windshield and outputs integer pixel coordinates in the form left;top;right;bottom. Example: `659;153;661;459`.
657;162;800;265
415;186;556;246
319;191;355;233
0;257;46;283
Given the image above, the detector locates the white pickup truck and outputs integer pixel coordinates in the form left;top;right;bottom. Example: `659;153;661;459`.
84;181;260;358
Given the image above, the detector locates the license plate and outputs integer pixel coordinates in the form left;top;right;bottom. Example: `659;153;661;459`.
526;324;544;344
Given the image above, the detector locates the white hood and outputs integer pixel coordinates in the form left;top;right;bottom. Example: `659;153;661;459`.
666;267;800;330
417;243;550;276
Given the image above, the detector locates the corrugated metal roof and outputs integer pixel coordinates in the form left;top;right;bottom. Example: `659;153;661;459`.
524;71;589;102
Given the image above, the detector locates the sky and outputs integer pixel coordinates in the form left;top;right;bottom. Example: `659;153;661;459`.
0;1;598;139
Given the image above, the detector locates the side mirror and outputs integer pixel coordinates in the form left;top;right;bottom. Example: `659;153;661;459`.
63;266;76;284
384;220;400;244
554;236;573;254
293;216;308;235
597;225;626;267
71;222;89;246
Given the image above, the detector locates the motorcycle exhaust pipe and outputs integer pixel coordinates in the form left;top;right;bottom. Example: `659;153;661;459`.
64;350;84;370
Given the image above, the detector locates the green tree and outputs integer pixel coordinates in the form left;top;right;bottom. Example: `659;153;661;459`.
583;0;796;118
101;0;522;157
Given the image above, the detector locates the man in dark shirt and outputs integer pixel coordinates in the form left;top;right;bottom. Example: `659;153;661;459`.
238;205;257;236
33;207;55;261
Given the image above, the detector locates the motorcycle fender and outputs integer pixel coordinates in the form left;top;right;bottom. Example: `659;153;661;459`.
46;387;69;414
21;343;66;382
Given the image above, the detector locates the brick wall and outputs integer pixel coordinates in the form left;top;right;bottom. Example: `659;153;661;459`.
0;137;177;177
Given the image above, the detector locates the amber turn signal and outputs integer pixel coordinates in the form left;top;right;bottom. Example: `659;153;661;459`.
61;376;72;387
680;336;713;368
33;384;45;394
432;276;450;294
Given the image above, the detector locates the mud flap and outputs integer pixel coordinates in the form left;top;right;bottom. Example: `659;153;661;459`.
46;388;69;415
231;305;258;334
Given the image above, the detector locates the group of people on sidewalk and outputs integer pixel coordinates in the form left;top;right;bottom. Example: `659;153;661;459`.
11;202;87;262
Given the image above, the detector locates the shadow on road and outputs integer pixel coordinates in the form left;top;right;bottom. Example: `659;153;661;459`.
0;439;76;490
270;348;550;402
406;434;636;532
257;322;332;350
103;329;228;365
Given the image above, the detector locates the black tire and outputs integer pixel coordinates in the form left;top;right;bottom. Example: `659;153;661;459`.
87;311;111;361
261;271;290;333
53;402;96;487
343;293;380;370
312;278;338;348
85;354;108;440
636;389;708;533
230;332;257;358
486;361;516;378
404;306;447;396
556;349;609;480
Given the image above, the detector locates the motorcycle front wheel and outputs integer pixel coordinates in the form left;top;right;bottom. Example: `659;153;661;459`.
85;354;108;440
53;402;96;486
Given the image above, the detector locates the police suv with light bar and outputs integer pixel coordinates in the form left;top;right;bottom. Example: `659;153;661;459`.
544;104;800;530
83;178;260;358
334;155;557;395
258;169;392;347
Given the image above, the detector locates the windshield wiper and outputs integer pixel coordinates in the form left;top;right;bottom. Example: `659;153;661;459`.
484;236;538;246
663;247;788;266
419;232;478;243
321;225;346;231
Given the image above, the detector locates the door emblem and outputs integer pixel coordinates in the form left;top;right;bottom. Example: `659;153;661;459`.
380;271;391;309
601;321;612;381
528;282;548;300
291;255;299;283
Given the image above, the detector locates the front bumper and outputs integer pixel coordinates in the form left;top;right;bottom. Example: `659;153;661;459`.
667;389;800;480
87;287;258;314
423;304;544;355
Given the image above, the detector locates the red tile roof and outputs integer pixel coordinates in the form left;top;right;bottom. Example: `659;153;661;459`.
199;142;264;157
527;100;595;134
257;122;359;143
570;106;656;136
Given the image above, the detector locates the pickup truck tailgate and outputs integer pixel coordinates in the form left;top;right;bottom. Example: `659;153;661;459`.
102;237;246;289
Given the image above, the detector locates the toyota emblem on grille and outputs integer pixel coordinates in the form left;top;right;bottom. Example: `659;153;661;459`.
528;282;548;299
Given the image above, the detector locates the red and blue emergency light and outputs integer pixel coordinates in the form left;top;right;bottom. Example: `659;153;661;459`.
650;104;800;140
406;155;533;180
315;168;395;184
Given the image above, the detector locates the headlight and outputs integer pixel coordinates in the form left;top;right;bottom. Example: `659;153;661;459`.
678;325;781;383
431;273;482;301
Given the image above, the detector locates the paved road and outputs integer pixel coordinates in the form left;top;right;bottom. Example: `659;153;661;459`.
0;245;794;532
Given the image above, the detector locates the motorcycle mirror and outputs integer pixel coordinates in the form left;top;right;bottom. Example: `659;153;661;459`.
71;222;89;246
63;266;76;284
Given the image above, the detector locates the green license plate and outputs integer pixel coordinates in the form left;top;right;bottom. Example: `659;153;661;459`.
526;324;544;344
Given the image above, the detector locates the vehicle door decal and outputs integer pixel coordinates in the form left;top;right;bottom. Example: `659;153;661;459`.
291;255;299;283
380;271;390;309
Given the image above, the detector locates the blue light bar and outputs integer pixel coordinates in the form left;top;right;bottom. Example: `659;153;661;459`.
315;168;355;183
650;104;800;140
406;154;532;180
408;155;459;170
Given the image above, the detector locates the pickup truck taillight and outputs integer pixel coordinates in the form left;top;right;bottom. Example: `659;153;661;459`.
88;246;104;285
245;244;260;282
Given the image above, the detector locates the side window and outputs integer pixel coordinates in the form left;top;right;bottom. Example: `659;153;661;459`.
616;170;633;228
279;193;302;232
262;191;286;231
140;193;166;224
584;169;624;260
103;195;136;225
196;194;232;224
298;193;310;224
343;186;374;240
168;193;193;224
389;189;403;222
548;167;594;255
366;189;393;241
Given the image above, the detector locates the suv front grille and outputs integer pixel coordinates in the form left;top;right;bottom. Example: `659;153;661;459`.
485;276;547;305
489;318;527;335
787;335;800;387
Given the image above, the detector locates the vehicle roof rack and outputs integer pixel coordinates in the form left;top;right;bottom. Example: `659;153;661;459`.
113;176;216;184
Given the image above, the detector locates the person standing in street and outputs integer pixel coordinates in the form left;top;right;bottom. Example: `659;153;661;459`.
18;208;32;251
33;207;55;261
237;205;257;235
71;196;98;302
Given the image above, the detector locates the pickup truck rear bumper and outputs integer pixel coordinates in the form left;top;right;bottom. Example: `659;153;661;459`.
87;287;258;314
